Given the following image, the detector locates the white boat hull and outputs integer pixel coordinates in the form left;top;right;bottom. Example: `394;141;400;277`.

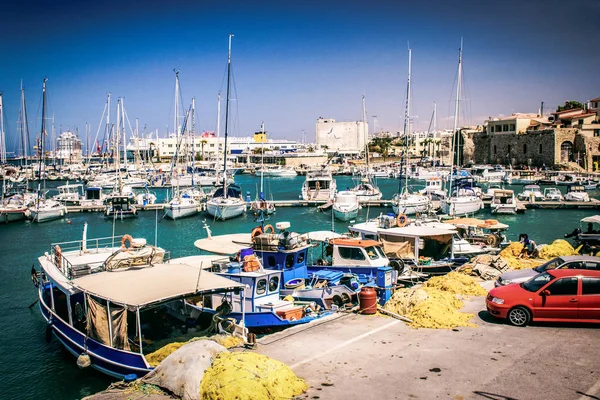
165;203;199;220
491;205;517;215
0;209;28;223
392;195;430;215
30;207;67;223
206;198;246;220
441;196;483;217
333;206;359;221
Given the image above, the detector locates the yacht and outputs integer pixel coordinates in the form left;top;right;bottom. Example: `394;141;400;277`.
490;189;518;215
565;185;590;202
255;165;297;178
332;190;360;221
517;185;545;202
206;184;246;220
301;168;337;201
165;188;204;220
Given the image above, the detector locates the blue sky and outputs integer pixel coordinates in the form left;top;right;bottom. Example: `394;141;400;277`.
1;0;599;153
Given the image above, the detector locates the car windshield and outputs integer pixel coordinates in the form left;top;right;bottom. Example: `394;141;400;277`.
534;258;563;273
522;272;553;292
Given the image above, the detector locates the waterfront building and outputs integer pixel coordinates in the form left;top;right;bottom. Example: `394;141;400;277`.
315;117;368;155
55;131;82;162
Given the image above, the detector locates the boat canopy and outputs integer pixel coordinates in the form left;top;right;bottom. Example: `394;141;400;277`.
72;263;244;307
212;184;242;198
305;230;343;242
194;233;252;255
329;238;381;248
581;215;600;224
376;225;456;237
445;217;509;230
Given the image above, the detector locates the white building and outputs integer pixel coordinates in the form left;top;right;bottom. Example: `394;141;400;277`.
55;131;82;162
315;118;368;154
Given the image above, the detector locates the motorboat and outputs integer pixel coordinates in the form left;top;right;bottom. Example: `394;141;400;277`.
490;189;518;215
332;190;360;221
206;184;246;220
443;217;509;250
440;188;483;217
53;183;84;206
564;185;590;202
471;165;505;183
33;226;246;379
301;168;337;201
543;187;563;201
255;165;297;177
581;180;598;191
0;194;30;223
516;185;544;202
419;177;446;201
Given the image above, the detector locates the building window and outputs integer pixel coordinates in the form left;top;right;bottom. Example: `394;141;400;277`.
578;119;584;125
539;144;543;154
594;129;600;137
503;124;509;132
508;145;511;153
490;126;495;133
523;144;527;154
493;145;497;155
510;124;515;131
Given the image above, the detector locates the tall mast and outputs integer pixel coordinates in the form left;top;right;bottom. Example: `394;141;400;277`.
362;95;368;167
106;93;111;168
122;98;128;169
222;33;233;198
448;38;463;198
403;45;412;191
0;92;5;164
19;82;30;165
216;92;221;138
38;78;48;197
260;121;265;198
174;69;180;137
432;102;437;167
116;98;122;193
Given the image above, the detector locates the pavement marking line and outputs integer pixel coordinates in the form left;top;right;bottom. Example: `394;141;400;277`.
578;377;600;400
290;319;401;369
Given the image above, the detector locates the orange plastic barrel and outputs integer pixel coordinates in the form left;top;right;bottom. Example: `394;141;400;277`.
359;286;378;315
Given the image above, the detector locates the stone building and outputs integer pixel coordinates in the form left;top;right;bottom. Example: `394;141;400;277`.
460;99;600;171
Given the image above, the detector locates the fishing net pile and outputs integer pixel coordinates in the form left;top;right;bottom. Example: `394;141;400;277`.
384;272;485;329
201;352;308;400
498;242;545;270
538;239;578;259
145;334;245;367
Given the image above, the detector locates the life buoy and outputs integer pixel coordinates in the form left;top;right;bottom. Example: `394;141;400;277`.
54;245;62;267
121;234;133;250
263;224;275;234
251;226;263;239
397;214;408;227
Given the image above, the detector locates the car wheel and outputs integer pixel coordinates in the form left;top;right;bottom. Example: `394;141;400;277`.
507;306;530;327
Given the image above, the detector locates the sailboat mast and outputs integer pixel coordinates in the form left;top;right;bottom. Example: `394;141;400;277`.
403;46;412;191
122;98;128;170
106;93;111;168
362;95;368;167
432;102;437;167
174;70;180;138
216;92;221;138
0;92;5;164
260;121;265;198
448;38;463;198
222;33;233;199
39;78;47;183
116;98;122;193
20;82;30;165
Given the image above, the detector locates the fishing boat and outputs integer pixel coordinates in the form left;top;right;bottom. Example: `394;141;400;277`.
206;35;247;221
332;190;360;221
441;42;483;217
301;168;337;201
490;189;518;215
33;225;246;379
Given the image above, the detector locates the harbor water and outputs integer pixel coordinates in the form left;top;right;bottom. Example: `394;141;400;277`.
2;174;599;399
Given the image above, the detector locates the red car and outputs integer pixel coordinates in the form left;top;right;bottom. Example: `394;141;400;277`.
486;269;600;326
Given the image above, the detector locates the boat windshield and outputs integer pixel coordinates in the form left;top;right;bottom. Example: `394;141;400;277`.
521;271;553;292
365;246;381;260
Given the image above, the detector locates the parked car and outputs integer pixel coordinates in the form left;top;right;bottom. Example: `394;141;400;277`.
495;255;600;287
486;269;600;326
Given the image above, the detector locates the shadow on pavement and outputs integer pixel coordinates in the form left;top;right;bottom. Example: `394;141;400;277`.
472;390;518;400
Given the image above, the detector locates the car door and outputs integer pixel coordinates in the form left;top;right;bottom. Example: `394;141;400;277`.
579;277;600;320
533;277;580;320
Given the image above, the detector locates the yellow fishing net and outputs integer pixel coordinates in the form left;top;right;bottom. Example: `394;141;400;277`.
145;335;245;367
499;239;578;270
424;271;488;296
201;352;308;400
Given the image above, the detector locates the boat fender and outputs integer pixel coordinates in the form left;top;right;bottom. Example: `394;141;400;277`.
121;234;133;250
45;320;53;343
54;245;62;268
77;353;91;369
263;224;275;234
397;214;408;227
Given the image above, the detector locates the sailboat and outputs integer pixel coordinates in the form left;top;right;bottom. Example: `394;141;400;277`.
250;122;276;215
165;73;204;220
104;98;138;219
441;40;483;217
391;46;431;216
206;33;247;220
351;96;383;203
28;79;68;223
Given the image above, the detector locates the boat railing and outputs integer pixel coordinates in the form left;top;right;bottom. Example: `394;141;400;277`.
51;235;126;254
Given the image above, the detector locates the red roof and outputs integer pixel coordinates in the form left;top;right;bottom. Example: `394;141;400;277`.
590;97;600;102
559;113;596;120
553;108;584;115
